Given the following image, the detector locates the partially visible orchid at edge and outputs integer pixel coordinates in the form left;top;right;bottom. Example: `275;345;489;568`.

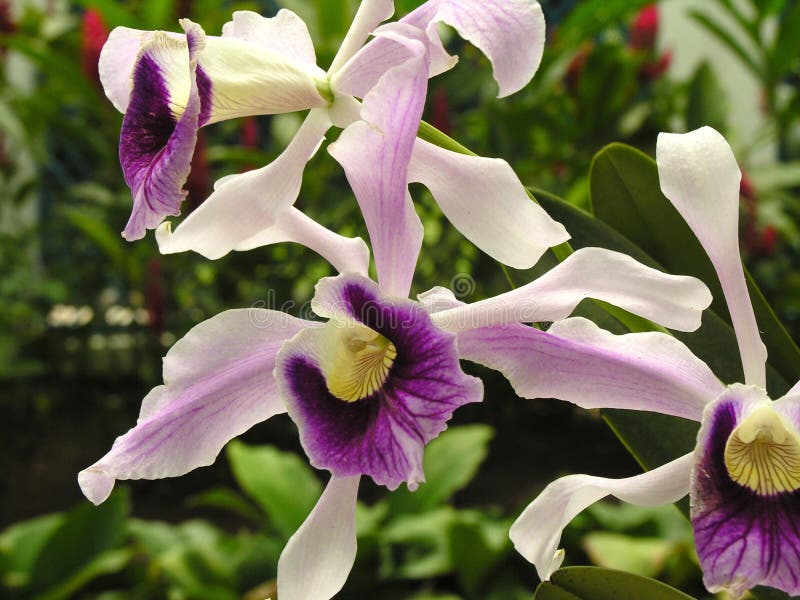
508;126;800;599
78;47;714;596
104;0;572;296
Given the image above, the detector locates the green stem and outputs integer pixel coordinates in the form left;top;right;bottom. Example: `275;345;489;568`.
417;120;668;335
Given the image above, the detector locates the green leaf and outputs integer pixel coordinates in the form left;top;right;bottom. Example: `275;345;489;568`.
28;492;128;594
449;513;512;596
534;567;694;600
227;441;322;539
769;0;800;79
34;549;131;600
582;532;676;578
382;507;458;579
588;142;800;395
0;514;65;588
686;61;727;133
557;0;653;46
388;425;493;514
688;10;762;79
187;487;264;524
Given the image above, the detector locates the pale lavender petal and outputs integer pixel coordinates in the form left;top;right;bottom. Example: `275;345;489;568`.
511;453;693;582
692;385;800;597
275;275;482;490
277;476;360;600
328;0;395;74
156;109;331;259
221;9;318;68
119;19;206;241
432;248;712;333
78;309;313;505
657;127;767;388
328;27;427;297
457;317;723;421
402;0;545;96
407;139;569;269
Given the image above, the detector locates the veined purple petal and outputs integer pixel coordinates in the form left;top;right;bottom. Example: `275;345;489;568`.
119;19;206;241
78;309;314;505
275;275;482;490
692;385;800;597
328;25;428;297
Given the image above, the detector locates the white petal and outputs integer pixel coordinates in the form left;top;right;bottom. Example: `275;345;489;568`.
238;207;370;276
432;248;712;332
408;139;568;269
402;0;546;96
199;35;326;123
99;26;155;113
457;317;723;421
78;310;314;505
157;109;330;259
328;0;395;75
510;453;694;581
277;476;360;600
657;127;766;387
221;9;318;68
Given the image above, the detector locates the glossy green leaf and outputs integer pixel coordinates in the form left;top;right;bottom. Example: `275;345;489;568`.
382;507;458;579
34;548;131;600
534;567;694;600
581;532;676;578
0;513;65;589
588;142;800;396
388;425;494;514
227;441;322;539
187;487;264;524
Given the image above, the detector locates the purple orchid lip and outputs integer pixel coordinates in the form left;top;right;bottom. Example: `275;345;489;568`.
275;274;482;491
119;21;208;241
691;387;800;596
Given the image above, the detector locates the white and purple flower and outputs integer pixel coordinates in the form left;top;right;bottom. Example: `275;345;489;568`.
508;126;800;598
79;191;712;599
103;1;570;281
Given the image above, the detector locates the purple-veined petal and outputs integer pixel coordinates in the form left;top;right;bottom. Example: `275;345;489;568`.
78;309;314;505
402;0;545;96
156;109;331;258
221;9;317;68
277;475;360;600
511;453;693;582
329;0;395;75
328;27;428;297
119;19;205;241
691;385;800;597
407;139;569;269
275;274;483;490
657;127;767;388
456;316;722;421
431;248;712;333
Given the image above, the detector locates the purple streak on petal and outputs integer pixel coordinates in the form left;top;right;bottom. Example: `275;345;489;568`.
78;309;312;505
119;22;203;241
328;25;427;297
276;275;482;490
196;64;212;127
456;318;721;421
692;391;800;596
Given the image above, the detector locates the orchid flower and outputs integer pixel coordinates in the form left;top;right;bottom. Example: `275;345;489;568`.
79;157;712;600
506;126;800;598
104;1;569;286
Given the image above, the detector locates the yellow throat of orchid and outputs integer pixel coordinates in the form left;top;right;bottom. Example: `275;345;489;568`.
319;320;397;402
724;403;800;495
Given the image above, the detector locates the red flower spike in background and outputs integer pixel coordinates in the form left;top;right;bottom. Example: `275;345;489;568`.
630;4;658;51
81;9;109;86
